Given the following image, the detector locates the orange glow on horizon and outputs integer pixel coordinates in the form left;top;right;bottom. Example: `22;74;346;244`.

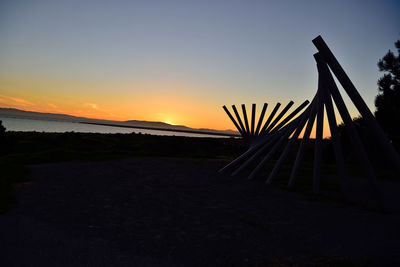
0;75;238;130
0;94;337;138
0;75;342;136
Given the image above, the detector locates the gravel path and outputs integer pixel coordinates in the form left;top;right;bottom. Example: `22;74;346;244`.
1;158;400;266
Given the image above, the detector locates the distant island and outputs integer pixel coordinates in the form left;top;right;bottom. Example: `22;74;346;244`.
0;108;239;137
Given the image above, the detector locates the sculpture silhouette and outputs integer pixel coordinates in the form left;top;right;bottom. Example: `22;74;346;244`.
220;36;400;207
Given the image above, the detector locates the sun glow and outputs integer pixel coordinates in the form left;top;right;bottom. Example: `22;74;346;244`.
164;119;174;125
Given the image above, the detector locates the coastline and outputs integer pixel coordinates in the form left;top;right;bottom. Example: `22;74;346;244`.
80;121;240;137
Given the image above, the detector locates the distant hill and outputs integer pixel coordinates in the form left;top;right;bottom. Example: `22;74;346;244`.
0;108;86;121
0;108;239;136
124;120;192;130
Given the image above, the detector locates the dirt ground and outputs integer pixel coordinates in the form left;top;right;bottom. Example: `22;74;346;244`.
1;157;400;266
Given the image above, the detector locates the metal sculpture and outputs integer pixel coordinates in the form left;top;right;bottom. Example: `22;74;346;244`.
220;36;400;202
222;101;308;144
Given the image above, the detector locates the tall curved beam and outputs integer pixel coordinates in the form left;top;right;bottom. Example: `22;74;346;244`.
262;101;294;135
232;130;287;176
232;105;247;136
219;133;275;173
241;104;250;134
223;105;245;136
251;103;256;136
269;100;310;135
259;103;281;135
320;79;346;192
313;92;324;193
248;111;309;180
288;102;318;187
234;115;304;177
266;98;316;184
255;103;268;136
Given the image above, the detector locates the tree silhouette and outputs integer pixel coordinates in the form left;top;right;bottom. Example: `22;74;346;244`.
375;40;400;142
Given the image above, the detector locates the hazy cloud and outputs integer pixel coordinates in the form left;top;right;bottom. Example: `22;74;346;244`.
84;102;98;109
48;103;58;108
0;94;34;107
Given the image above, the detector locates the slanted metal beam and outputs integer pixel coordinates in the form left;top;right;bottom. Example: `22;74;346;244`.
255;103;268;136
318;64;347;193
242;104;250;134
313;92;324;193
313;35;400;174
248;111;309;180
266;98;316;184
316;53;382;206
233;116;304;177
263;101;294;134
269;100;310;135
259;103;281;135
232;105;247;136
288;101;318;187
251;103;256;136
219;133;276;173
232;124;292;176
223;105;245;136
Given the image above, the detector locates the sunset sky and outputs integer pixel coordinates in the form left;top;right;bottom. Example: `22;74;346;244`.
0;0;399;131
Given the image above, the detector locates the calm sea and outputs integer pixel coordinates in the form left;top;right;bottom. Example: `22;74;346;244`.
0;116;223;138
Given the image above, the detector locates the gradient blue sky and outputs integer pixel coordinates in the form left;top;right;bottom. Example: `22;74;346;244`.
0;0;399;130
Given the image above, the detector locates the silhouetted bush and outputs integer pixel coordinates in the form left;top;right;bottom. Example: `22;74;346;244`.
337;116;395;167
0;120;5;140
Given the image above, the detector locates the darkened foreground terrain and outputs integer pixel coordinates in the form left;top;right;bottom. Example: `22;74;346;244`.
0;132;244;212
1;132;400;266
0;131;245;163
